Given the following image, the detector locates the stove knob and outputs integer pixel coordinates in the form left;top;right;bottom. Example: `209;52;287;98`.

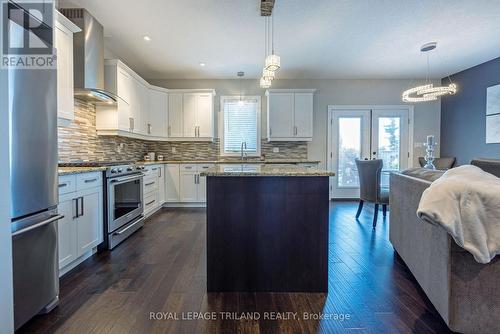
110;168;118;173
136;166;142;171
127;167;134;171
117;168;123;173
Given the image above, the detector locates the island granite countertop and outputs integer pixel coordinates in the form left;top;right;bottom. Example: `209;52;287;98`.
200;164;334;177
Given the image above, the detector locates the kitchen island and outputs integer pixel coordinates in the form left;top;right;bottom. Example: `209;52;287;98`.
201;164;334;293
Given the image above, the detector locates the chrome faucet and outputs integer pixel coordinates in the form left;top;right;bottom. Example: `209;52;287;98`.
240;142;248;161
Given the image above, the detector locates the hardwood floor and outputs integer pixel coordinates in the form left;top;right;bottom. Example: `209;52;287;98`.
18;202;452;334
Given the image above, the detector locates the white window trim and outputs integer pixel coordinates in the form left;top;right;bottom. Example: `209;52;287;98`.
219;95;262;157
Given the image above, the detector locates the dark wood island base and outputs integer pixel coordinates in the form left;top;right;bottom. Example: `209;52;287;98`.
206;174;330;292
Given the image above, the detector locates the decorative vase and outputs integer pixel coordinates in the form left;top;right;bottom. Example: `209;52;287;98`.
423;135;437;169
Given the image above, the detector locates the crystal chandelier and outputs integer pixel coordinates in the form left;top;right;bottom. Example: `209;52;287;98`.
260;14;280;88
260;77;272;88
262;68;275;81
265;15;280;71
402;42;457;103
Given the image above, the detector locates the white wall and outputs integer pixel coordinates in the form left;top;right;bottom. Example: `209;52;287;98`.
149;79;441;169
0;69;14;333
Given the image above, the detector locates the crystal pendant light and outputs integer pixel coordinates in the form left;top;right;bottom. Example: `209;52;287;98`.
260;77;272;88
262;68;275;81
260;17;273;88
402;42;457;103
265;15;280;71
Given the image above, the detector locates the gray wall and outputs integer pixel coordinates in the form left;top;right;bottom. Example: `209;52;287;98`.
441;57;500;165
149;79;441;169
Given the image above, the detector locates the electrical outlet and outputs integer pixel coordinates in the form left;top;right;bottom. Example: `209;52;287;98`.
172;147;177;153
273;147;279;153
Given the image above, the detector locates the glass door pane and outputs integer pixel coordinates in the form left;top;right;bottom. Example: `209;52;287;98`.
377;117;401;171
338;118;361;188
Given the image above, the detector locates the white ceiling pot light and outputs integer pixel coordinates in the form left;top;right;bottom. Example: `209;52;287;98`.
402;42;457;103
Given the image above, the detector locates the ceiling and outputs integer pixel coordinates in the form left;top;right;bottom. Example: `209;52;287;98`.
60;0;500;80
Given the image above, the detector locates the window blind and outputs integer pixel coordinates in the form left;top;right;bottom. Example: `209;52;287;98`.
223;99;258;153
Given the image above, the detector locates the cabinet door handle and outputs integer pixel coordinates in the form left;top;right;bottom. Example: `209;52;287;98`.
270;128;272;136
129;117;134;131
79;196;84;217
194;174;197;184
194;126;197;137
73;198;78;219
84;178;98;183
159;168;162;177
58;182;68;188
168;125;171;136
145;181;155;186
146;199;156;206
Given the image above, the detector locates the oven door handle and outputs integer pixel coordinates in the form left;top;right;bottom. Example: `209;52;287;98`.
109;174;144;184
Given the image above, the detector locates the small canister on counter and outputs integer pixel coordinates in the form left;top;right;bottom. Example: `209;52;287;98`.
148;152;156;161
157;155;164;161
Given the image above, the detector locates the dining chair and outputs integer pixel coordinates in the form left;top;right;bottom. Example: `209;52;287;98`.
418;157;456;170
355;159;388;228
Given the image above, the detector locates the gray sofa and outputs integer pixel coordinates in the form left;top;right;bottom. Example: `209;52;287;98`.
389;159;500;334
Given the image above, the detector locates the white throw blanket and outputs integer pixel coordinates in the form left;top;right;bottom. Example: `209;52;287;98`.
417;165;500;264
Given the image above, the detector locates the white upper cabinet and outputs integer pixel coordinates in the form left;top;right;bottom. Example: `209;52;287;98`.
183;93;198;138
97;59;215;141
147;88;168;138
267;92;294;138
197;93;214;138
168;93;183;137
294;93;314;138
168;89;216;141
266;89;316;141
55;11;80;124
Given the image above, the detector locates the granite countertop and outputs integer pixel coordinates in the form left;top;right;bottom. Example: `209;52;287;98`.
137;159;321;165
200;164;335;177
58;166;107;175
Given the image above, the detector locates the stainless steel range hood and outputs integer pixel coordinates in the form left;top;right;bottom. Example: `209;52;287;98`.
60;8;116;104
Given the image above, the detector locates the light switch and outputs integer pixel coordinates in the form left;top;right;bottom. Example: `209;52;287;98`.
273;147;279;153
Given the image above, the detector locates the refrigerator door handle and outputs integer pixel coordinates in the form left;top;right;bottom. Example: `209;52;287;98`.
12;215;64;237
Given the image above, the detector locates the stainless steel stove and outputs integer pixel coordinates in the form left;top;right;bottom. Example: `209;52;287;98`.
104;163;145;249
59;161;145;249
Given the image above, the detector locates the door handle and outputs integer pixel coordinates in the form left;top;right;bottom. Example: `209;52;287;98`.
73;198;78;219
58;182;68;188
78;197;84;217
84;178;98;183
12;214;64;237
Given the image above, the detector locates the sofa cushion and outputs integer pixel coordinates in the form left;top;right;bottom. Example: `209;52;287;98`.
401;168;445;182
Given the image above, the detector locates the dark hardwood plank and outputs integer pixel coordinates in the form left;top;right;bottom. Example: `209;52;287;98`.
17;203;453;334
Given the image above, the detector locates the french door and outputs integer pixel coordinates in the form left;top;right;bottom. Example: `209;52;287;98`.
330;107;410;198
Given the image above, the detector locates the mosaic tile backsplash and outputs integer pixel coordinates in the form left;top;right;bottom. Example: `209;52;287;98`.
58;101;308;162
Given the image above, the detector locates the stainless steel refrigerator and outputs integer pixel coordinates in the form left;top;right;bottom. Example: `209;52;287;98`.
8;1;63;330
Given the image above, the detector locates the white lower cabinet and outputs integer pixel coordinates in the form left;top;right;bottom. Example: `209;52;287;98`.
142;164;165;217
179;164;213;203
180;169;198;202
165;164;180;202
57;172;103;276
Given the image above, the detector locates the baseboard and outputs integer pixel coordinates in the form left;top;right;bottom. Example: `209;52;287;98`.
163;202;206;208
59;248;97;277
